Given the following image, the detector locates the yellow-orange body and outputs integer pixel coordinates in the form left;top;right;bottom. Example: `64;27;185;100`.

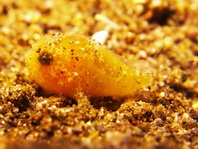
26;33;152;97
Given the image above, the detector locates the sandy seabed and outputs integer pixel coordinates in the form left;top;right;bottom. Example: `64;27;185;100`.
0;0;198;149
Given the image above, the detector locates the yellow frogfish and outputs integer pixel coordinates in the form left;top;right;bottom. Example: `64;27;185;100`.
26;33;152;97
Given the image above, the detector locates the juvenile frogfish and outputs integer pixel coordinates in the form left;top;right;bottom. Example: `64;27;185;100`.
26;33;152;97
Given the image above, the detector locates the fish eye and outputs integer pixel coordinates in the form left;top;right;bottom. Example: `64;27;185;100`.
38;51;53;65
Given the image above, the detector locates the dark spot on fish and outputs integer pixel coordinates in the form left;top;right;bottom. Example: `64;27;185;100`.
36;48;41;53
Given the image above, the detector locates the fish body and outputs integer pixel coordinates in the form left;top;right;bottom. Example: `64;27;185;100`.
26;33;152;97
